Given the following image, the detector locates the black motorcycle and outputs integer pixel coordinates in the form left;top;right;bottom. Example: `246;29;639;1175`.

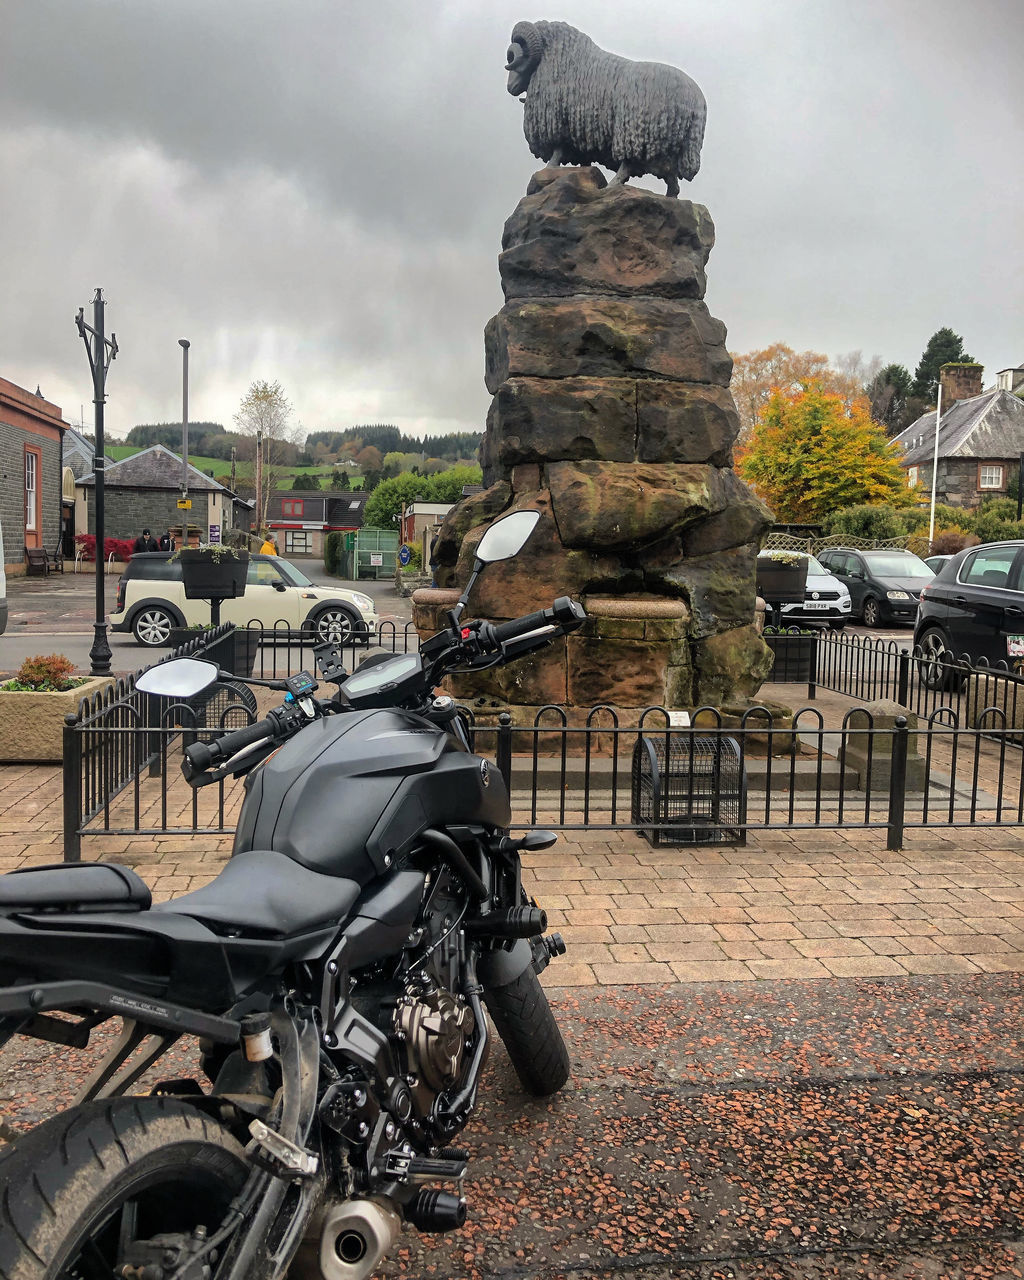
0;510;585;1280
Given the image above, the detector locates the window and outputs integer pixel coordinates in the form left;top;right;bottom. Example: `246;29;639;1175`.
285;530;312;556
282;498;304;517
24;448;41;533
961;547;1021;590
979;464;1005;491
247;560;285;587
907;465;919;488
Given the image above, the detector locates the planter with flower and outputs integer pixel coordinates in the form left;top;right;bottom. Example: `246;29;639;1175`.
171;544;249;628
756;549;809;605
0;655;113;763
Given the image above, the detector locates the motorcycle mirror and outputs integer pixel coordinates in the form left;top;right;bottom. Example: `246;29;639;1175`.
475;510;540;564
135;658;220;699
450;510;541;625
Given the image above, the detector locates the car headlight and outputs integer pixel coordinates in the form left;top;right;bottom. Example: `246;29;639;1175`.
886;590;910;600
351;593;374;612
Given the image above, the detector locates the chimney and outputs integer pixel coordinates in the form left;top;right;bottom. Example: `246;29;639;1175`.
939;362;984;408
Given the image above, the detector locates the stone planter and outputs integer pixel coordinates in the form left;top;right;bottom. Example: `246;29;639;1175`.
764;631;817;683
0;677;114;763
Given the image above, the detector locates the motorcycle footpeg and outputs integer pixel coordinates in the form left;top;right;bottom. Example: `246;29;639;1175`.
405;1188;468;1233
464;906;546;940
248;1118;319;1178
384;1151;467;1182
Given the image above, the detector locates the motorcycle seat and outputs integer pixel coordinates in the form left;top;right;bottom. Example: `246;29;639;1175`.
0;862;151;913
152;849;361;937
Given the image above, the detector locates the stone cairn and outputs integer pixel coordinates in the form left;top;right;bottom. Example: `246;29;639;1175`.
412;166;772;729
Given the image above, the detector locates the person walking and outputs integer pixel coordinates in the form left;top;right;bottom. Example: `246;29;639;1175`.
157;530;174;552
259;532;277;555
132;528;159;554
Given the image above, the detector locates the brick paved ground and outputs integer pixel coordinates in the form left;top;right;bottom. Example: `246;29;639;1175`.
5;741;1024;985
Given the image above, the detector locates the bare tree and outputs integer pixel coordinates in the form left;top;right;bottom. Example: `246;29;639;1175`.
233;380;300;531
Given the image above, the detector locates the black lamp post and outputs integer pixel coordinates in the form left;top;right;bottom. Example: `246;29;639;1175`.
75;289;118;677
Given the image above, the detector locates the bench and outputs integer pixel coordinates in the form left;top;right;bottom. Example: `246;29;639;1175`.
24;547;64;576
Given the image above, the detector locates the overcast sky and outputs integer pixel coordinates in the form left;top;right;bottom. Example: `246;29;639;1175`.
2;0;1020;442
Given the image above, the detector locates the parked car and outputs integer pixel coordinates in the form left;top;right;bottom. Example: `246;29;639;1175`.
925;554;953;573
110;553;378;647
759;552;851;628
914;540;1024;686
816;548;935;627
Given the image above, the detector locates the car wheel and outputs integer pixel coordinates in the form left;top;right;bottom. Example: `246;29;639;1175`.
312;606;361;645
861;597;882;628
918;626;954;691
132;606;177;646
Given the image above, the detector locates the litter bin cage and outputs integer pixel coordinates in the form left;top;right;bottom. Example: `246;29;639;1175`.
631;732;746;846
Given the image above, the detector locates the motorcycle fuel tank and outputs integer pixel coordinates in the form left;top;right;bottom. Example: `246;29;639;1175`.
232;708;511;882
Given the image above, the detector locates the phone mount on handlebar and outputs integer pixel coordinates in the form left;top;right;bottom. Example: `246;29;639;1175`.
313;640;348;685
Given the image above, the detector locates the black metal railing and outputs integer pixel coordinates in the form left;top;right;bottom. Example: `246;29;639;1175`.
62;623;1024;858
62;620;420;860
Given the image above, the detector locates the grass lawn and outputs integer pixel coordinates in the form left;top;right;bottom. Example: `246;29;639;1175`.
104;445;363;488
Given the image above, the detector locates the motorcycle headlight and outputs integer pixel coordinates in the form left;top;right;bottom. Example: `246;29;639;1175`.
887;590;910;600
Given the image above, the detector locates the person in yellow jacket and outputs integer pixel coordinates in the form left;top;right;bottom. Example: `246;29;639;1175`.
259;533;277;555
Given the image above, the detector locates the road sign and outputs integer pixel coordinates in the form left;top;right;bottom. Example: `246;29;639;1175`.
398;543;412;566
176;498;192;509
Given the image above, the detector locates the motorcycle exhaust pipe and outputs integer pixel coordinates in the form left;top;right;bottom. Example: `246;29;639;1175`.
464;905;546;939
313;1198;402;1280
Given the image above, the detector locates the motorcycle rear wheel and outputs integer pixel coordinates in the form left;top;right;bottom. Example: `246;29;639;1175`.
484;964;570;1096
0;1097;248;1280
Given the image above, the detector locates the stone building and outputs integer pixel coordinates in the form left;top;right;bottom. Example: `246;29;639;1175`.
0;377;69;575
895;362;1024;508
78;445;231;544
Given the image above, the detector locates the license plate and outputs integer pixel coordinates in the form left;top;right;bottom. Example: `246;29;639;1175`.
1008;635;1024;658
804;601;830;610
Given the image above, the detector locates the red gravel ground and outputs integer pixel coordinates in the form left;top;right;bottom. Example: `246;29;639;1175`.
2;974;1023;1279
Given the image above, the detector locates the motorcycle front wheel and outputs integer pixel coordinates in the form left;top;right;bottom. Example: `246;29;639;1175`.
484;964;570;1096
0;1097;248;1280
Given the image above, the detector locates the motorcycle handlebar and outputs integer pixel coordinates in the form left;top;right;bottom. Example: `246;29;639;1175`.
489;597;586;646
184;712;280;772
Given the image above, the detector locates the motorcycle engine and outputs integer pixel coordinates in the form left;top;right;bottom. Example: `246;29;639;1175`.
394;987;475;1120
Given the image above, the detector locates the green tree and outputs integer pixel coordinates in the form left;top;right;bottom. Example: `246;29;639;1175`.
910;328;975;402
362;473;431;529
866;363;913;435
291;472;321;490
331;469;350;491
737;386;910;523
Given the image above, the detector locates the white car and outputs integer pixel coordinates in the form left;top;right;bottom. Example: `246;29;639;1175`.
110;553;377;646
763;553;852;629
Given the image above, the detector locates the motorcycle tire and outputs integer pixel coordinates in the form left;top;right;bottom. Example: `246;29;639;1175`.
483;964;570;1097
0;1097;248;1280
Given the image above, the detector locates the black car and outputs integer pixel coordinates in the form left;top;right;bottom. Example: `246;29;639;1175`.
914;540;1024;686
816;548;934;627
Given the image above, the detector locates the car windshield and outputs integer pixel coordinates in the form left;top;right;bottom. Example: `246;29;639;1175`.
275;559;314;587
806;556;829;576
863;553;933;579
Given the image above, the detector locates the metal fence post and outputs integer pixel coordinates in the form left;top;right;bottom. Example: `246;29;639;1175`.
62;715;82;862
806;631;818;701
897;649;911;707
886;715;909;851
496;711;513;794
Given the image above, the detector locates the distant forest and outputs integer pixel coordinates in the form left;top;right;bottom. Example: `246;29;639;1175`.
124;422;481;466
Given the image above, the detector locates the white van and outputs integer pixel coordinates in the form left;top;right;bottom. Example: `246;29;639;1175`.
0;517;6;634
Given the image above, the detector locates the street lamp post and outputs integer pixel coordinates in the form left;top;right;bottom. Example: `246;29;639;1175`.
75;289;118;677
178;340;190;523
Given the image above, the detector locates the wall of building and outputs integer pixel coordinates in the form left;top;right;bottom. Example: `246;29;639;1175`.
85;488;214;543
0;379;69;572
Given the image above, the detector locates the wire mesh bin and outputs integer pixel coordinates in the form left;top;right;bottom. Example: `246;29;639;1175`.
631;733;746;846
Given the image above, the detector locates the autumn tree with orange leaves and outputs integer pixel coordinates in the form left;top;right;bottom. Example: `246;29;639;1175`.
736;385;910;523
731;343;882;439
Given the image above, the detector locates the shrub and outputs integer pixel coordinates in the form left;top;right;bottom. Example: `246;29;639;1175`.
74;534;136;563
822;504;905;541
324;531;345;576
401;544;423;573
4;654;82;692
931;528;979;555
